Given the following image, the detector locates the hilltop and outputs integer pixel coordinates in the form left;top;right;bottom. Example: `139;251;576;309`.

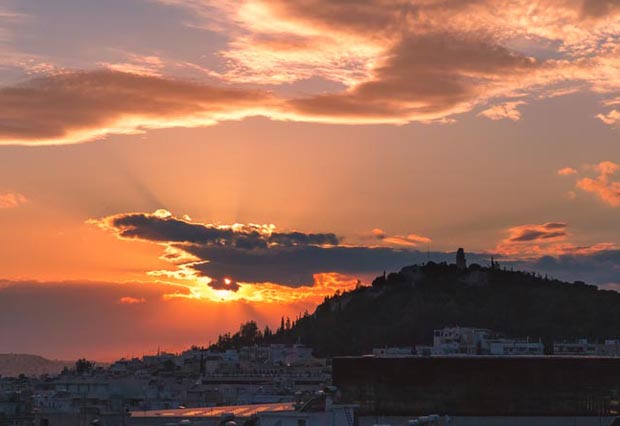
0;354;73;377
212;260;620;356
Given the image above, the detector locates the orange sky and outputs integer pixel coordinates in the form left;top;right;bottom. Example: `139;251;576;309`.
1;0;620;359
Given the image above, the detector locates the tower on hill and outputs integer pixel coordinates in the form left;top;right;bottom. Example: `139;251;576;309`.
456;248;467;270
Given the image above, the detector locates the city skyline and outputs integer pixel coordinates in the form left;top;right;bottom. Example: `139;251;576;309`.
1;0;620;359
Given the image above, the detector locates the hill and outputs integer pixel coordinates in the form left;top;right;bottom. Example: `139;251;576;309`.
0;353;73;377
212;261;620;356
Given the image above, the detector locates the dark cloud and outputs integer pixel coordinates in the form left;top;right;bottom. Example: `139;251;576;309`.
510;230;567;242
207;278;241;292
507;222;568;242
98;212;620;290
289;34;538;121
99;211;452;288
0;70;272;145
512;250;620;284
107;212;339;249
184;245;429;286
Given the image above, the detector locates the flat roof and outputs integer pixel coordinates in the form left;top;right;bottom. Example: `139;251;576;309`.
341;355;620;359
130;402;295;418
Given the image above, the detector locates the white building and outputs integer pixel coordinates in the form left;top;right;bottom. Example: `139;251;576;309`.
553;339;620;356
432;327;491;355
269;344;314;365
553;339;599;356
488;338;544;356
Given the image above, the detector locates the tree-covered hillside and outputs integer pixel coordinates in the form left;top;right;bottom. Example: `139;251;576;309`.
211;262;620;356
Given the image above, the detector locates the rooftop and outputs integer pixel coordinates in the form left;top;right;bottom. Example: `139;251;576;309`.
130;402;295;418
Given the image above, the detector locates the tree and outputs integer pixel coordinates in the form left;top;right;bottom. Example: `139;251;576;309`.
264;325;273;340
239;321;261;345
75;358;95;374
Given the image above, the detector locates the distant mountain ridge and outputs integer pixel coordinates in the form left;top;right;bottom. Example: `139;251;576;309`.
212;261;620;356
0;353;73;377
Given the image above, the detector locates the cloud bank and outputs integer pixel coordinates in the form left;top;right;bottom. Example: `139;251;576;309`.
0;70;275;145
93;210;425;294
3;0;620;144
92;211;620;300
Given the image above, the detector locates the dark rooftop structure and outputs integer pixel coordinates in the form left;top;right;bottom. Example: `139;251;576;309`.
333;355;620;416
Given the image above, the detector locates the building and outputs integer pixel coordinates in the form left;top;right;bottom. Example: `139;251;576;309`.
488;338;544;356
455;248;466;270
431;327;543;356
553;339;620;357
269;344;314;365
432;327;491;355
333;355;620;416
553;339;599;355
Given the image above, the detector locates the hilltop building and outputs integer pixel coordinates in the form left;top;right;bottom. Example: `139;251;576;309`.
456;248;466;269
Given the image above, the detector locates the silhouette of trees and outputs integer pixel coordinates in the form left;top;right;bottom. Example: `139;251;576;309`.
75;358;95;374
211;263;620;356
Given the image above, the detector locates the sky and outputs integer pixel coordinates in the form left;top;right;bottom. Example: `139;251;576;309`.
1;0;620;360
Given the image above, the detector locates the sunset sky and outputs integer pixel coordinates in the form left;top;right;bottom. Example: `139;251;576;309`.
2;0;620;361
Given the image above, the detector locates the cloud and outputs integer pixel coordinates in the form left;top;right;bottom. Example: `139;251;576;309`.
479;101;526;121
558;167;578;175
507;222;568;242
95;209;339;249
569;161;620;206
182;244;421;286
87;208;620;302
98;54;165;77
519;249;620;285
371;228;432;247
206;278;241;292
597;109;620;126
581;0;620;18
0;192;26;209
494;221;616;258
0;70;276;146
176;0;620;123
118;296;146;304
287;34;539;124
94;210;446;295
4;0;620;145
95;211;620;296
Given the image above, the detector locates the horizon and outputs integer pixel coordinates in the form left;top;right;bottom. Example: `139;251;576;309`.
2;0;620;361
2;254;614;362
